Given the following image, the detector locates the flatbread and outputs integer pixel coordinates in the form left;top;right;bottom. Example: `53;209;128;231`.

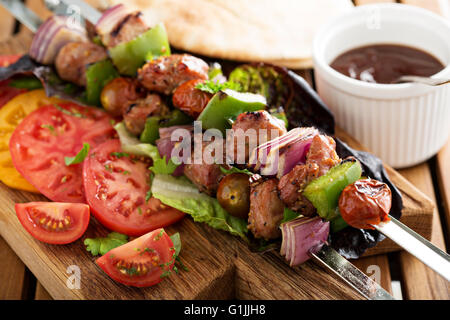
105;0;353;69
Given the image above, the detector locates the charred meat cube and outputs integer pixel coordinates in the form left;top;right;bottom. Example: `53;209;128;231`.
278;163;318;215
123;93;168;135
172;79;212;119
277;134;341;214
227;110;287;165
248;177;285;240
307;135;341;176
101;11;149;48
55;42;107;86
183;139;226;196
138;54;209;95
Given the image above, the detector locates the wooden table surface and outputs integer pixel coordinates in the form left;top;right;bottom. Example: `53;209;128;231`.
0;0;449;300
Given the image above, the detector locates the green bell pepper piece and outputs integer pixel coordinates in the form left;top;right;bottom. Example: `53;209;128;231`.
303;160;362;220
330;214;349;233
109;23;171;76
85;59;119;106
140;110;193;144
197;89;267;135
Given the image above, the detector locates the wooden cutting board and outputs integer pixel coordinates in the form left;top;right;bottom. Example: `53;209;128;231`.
0;32;435;300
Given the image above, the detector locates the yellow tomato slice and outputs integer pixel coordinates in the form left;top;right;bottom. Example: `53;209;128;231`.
0;89;65;192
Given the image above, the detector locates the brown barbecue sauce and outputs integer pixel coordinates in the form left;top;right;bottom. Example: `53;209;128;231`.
330;44;445;84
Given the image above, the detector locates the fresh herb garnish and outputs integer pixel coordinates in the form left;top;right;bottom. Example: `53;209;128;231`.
84;232;128;256
149;156;179;175
41;124;56;135
195;80;241;94
220;166;253;176
64;143;90;166
54;104;84;118
110;152;129;158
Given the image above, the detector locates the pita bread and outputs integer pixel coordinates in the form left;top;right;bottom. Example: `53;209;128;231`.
104;0;353;69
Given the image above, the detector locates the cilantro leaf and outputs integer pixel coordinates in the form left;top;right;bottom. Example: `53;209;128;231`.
64;143;90;166
220;166;253;176
149;156;179;175
195;80;241;95
84;232;128;256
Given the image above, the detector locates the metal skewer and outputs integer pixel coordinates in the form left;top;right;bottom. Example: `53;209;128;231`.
373;215;450;281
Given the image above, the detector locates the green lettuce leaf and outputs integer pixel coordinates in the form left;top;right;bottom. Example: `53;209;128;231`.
151;174;248;241
114;122;178;175
84;232;128;256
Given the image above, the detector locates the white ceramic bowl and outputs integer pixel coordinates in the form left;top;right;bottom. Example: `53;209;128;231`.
313;3;450;168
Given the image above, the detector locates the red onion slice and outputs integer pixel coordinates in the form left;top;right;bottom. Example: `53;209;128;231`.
249;127;319;177
156;125;193;177
280;216;329;266
29;16;87;65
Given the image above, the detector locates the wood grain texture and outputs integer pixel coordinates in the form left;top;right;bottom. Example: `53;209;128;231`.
0;237;27;299
398;164;450;300
34;282;52;300
437;139;450;245
0;6;16;43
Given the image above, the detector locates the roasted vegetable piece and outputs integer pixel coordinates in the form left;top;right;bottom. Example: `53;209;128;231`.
197;89;267;135
109;23;171;76
303;159;362;220
217;173;251;219
85;59;119;106
100;77;144;116
172;79;212;118
339;179;392;229
30;16;88;65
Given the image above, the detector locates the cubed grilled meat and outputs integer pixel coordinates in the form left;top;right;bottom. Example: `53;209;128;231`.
278;163;318;215
123;93;168;135
227;110;287;165
307;134;341;176
278;134;341;214
183;139;226;196
172;79;212;118
55;42;107;86
138;54;209;95
248;177;285;240
101;12;149;48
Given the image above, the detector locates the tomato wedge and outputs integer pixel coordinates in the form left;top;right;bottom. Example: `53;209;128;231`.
9;103;115;203
15;202;90;244
96;228;175;287
83;139;185;236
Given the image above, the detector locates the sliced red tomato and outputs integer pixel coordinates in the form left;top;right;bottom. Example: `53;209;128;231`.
96;228;175;287
9;103;115;203
83;139;185;236
15;202;90;244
